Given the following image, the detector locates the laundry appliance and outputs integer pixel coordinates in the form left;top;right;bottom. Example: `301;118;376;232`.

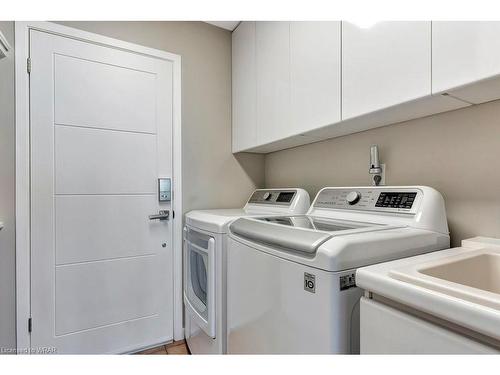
184;188;310;354
226;186;450;354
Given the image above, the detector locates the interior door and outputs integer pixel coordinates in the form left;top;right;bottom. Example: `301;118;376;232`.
29;30;174;354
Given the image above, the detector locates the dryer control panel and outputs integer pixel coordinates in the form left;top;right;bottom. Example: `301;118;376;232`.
248;190;296;206
313;187;423;214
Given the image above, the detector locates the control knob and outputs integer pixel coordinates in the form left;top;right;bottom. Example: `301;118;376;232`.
346;191;361;205
262;192;272;201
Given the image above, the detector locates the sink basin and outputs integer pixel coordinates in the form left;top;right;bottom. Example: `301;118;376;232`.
390;248;500;311
420;253;500;295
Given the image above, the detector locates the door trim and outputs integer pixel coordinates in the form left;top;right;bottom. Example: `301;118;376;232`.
14;21;183;352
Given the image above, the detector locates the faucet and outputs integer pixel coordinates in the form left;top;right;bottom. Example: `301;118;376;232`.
369;145;383;186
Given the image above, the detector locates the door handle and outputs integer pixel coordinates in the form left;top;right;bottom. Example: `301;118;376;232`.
149;210;170;221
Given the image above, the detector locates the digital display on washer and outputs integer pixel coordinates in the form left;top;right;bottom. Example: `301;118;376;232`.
376;192;417;209
276;192;295;203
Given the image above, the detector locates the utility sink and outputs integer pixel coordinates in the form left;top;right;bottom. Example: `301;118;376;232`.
421;253;500;294
390;247;500;311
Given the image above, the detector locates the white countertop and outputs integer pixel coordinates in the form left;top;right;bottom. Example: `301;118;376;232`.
356;237;500;341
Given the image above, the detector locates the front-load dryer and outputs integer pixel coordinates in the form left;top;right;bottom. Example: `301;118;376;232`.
227;186;450;354
183;188;310;354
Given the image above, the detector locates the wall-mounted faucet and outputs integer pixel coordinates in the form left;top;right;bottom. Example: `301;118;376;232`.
369;145;385;186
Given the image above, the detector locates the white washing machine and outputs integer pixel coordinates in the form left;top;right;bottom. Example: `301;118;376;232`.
226;186;450;354
183;188;310;354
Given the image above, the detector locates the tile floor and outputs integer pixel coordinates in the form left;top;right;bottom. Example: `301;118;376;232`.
137;340;190;355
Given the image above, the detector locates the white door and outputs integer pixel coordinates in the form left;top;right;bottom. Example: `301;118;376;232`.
29;30;174;354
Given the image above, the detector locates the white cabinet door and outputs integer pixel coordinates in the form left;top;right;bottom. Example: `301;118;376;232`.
342;21;431;120
290;21;341;135
432;21;500;103
232;22;257;152
361;298;498;354
256;21;290;145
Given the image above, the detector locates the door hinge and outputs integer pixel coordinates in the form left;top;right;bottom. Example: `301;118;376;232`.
28;317;32;333
27;57;31;74
172;211;175;219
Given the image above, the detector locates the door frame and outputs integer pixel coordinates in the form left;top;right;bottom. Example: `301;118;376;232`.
15;21;183;352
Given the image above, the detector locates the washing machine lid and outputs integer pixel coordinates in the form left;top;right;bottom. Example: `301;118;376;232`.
230;216;400;254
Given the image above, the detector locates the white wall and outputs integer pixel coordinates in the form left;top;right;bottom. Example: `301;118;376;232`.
0;21;16;352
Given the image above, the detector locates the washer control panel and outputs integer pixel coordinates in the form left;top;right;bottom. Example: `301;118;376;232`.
375;192;417;209
248;190;297;206
314;188;422;214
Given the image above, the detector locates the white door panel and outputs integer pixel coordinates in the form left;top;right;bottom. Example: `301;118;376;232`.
232;21;257;152
290;21;341;134
55;256;161;335
30;29;174;353
360;298;498;354
55;195;163;264
256;21;290;144
432;21;500;103
342;21;431;119
55;54;156;133
55;125;157;194
432;21;500;94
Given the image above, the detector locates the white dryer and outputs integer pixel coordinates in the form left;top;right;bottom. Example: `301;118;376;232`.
226;186;450;354
183;188;310;354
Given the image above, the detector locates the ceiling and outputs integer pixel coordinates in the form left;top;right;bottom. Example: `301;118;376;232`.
205;21;240;31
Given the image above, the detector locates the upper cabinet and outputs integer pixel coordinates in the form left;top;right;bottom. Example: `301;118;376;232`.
290;22;341;135
256;22;291;146
232;21;500;154
232;21;341;152
232;21;257;153
432;21;500;103
342;21;431;120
